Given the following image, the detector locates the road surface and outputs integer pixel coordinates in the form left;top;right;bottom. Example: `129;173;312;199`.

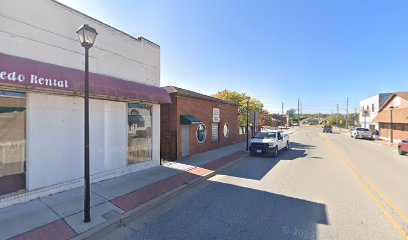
112;126;408;240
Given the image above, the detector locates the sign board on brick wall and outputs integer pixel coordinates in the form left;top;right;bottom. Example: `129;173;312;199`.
213;108;220;122
212;123;219;142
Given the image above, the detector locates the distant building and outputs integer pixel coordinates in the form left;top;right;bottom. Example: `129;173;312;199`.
160;86;245;160
373;92;408;142
270;114;287;127
359;93;392;131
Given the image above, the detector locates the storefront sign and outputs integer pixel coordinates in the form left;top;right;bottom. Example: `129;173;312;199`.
0;70;69;89
211;123;219;142
213;108;220;122
0;52;171;103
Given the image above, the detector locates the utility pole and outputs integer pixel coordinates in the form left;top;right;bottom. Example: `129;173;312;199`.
297;98;300;125
336;104;339;127
390;106;394;143
346;97;349;129
246;97;250;151
281;102;284;115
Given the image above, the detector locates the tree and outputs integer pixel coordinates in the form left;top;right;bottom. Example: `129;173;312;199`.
212;89;264;126
257;109;273;126
286;109;296;119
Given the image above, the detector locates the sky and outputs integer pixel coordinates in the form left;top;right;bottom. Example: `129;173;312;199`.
57;0;408;114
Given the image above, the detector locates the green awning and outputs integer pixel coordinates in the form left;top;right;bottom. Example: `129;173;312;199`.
180;115;202;125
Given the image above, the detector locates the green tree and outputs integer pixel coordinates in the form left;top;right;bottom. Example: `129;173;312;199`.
212;89;264;126
286;109;297;119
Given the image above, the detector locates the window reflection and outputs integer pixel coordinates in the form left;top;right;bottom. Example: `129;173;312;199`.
0;91;26;195
196;123;207;143
128;103;152;164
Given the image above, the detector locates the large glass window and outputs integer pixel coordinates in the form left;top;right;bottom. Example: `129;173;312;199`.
0;91;26;195
196;123;207;143
128;103;152;164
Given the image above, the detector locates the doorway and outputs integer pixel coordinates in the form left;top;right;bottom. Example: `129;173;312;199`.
181;125;190;157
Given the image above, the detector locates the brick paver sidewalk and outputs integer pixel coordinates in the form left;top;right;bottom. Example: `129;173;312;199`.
6;149;247;240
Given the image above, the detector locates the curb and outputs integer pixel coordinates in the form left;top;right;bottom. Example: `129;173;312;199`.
73;152;249;240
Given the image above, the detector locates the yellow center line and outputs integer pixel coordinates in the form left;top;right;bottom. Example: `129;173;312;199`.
320;134;408;240
327;136;408;226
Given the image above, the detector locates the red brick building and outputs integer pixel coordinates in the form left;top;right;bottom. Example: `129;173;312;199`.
373;92;408;142
161;86;245;160
270;114;287;127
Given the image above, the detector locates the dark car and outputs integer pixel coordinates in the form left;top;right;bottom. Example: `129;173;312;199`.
323;125;332;133
398;139;408;155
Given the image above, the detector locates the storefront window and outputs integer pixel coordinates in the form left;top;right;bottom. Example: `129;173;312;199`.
0;91;26;195
196;123;207;143
128;103;152;164
223;123;230;138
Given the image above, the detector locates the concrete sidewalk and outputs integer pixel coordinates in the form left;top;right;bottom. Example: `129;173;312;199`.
0;143;247;240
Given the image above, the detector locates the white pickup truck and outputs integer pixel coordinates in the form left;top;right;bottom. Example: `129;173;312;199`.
351;127;373;140
249;130;290;157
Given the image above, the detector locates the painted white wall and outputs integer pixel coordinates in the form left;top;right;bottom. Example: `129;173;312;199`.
151;104;160;166
0;0;160;87
26;93;128;190
359;95;379;129
359;93;392;130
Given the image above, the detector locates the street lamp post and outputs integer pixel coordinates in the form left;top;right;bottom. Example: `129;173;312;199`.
390;106;394;143
246;97;250;151
76;24;98;223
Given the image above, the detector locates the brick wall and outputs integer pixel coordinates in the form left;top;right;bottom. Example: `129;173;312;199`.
379;123;408;141
161;94;245;160
160;95;178;160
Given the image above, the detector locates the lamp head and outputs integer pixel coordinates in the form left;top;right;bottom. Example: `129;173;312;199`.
77;24;98;49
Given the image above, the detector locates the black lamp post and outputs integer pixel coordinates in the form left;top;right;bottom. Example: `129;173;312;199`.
246;97;250;151
76;24;98;223
390;106;394;143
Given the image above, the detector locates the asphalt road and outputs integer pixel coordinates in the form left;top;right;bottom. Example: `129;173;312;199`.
124;126;408;240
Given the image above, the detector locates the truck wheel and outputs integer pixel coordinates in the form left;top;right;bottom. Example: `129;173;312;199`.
271;146;278;157
398;147;405;155
283;142;289;151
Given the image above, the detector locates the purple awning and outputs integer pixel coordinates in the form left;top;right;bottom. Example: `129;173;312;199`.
0;52;171;104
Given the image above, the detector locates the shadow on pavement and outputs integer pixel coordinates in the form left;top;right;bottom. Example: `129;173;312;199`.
129;178;329;240
227;142;313;180
127;140;329;240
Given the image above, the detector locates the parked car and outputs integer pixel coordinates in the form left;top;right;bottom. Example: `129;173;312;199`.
323;125;332;133
398;140;408;155
249;130;289;157
351;128;373;140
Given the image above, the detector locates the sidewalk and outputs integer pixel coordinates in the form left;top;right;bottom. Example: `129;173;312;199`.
0;143;248;240
333;127;399;149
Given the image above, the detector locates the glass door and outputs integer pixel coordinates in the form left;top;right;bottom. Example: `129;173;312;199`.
0;91;26;195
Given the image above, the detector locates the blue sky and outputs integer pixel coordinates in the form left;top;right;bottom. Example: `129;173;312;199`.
58;0;408;114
